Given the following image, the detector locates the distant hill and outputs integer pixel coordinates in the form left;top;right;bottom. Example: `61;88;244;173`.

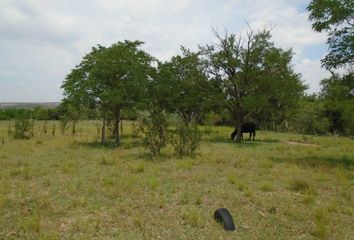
0;102;60;109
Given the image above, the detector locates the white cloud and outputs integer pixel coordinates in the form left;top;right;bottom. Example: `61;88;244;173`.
0;0;330;101
294;58;330;93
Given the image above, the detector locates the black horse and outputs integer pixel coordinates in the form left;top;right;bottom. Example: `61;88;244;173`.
231;122;256;141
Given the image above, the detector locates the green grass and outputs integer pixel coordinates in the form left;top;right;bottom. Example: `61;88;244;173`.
0;120;353;239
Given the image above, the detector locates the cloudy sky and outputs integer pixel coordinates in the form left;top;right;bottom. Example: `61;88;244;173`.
0;0;330;102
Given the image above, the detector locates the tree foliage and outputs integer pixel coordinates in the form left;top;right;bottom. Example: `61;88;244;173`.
142;47;208;155
62;40;154;146
292;95;331;134
290;70;353;135
307;0;354;69
201;29;305;142
156;47;212;125
320;71;354;134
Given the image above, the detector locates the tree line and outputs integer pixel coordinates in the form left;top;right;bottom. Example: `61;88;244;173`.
60;28;306;146
3;1;353;149
60;28;353;147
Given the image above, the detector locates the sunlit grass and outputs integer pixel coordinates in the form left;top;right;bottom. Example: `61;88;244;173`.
0;120;353;239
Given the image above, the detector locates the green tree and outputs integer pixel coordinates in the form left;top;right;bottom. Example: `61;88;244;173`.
292;95;330;134
307;0;354;70
320;71;354;134
201;28;305;142
156;47;212;126
62;40;154;146
151;48;210;156
252;47;306;131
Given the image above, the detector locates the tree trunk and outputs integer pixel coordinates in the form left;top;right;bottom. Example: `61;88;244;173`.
120;119;123;140
235;118;242;143
114;106;121;147
72;121;76;135
101;112;106;145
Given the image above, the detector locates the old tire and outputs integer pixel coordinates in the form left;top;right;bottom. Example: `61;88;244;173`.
214;208;235;231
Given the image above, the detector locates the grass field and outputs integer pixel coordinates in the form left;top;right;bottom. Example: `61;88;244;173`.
0;121;353;239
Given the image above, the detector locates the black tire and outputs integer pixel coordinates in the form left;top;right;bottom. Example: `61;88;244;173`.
214;208;236;231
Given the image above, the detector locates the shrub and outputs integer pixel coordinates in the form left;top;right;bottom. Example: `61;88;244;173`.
140;111;168;156
173;123;201;157
9;118;34;139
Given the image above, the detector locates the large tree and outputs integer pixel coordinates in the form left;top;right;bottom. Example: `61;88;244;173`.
252;46;306;131
201;29;305;142
155;47;212;125
62;40;154;146
307;0;354;70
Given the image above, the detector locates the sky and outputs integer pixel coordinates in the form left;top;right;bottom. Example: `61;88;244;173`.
0;0;331;102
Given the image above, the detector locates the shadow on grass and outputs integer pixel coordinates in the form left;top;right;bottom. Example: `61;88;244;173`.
204;136;235;144
205;135;277;145
204;136;261;147
271;155;353;169
75;141;117;149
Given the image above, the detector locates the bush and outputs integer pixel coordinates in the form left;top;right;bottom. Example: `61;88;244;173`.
173;123;201;157
140;111;168;156
8;118;34;139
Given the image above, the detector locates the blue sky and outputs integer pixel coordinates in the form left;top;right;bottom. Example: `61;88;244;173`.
0;0;330;102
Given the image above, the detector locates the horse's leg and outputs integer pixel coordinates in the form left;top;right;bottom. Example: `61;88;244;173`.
248;132;251;141
252;131;255;141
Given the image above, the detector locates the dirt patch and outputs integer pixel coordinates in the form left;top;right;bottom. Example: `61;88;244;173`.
286;141;318;147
